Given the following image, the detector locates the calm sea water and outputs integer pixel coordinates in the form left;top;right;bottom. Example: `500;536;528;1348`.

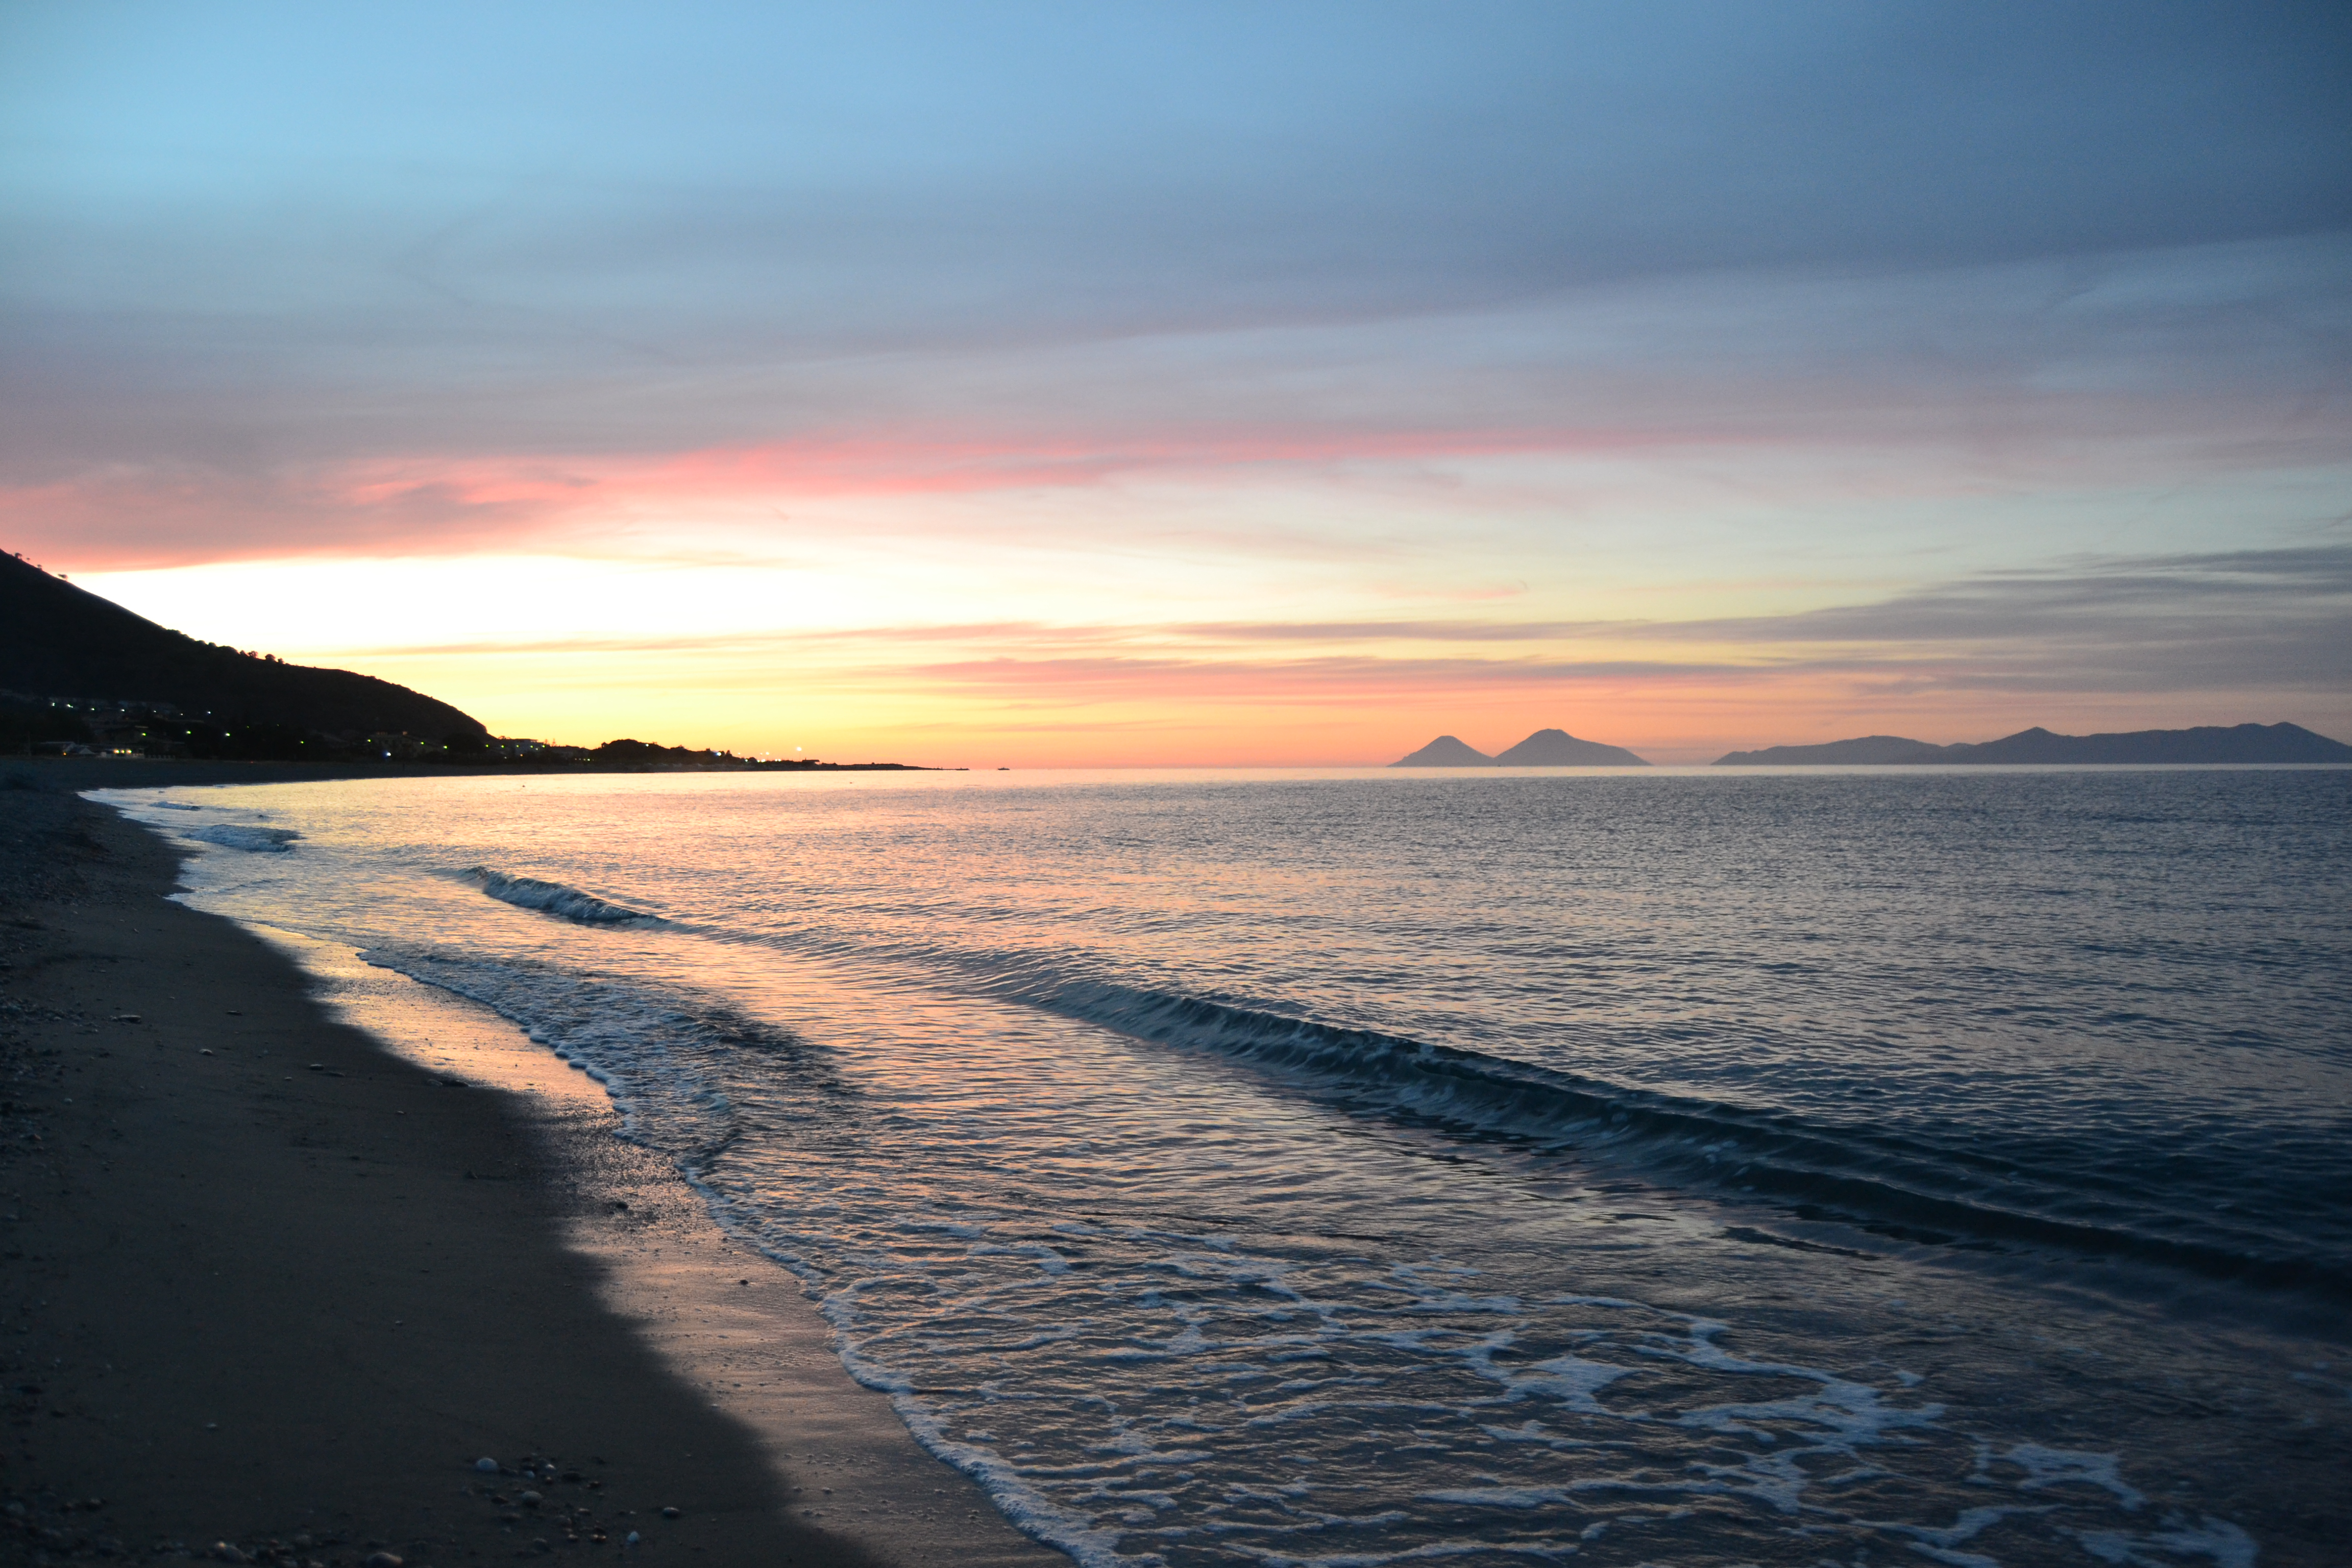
102;769;2352;1567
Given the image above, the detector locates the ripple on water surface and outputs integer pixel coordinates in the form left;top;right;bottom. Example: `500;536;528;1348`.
103;769;2352;1565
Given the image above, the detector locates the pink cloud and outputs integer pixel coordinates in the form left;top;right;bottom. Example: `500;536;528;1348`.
3;461;591;571
12;377;2337;574
8;407;1812;571
0;424;1591;568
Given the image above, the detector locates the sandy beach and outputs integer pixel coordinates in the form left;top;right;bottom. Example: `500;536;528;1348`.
0;771;1060;1566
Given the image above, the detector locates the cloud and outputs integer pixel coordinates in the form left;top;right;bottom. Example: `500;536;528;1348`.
14;3;2344;314
301;542;2349;709
899;654;1754;706
8;1;2348;755
7;1;2348;526
1635;542;2352;650
10;232;2349;572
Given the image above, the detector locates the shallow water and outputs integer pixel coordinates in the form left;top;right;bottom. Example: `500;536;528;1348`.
101;768;2352;1566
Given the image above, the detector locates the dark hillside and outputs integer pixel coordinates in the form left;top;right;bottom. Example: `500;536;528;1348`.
1390;735;1496;767
1716;722;2352;765
1491;728;1650;766
2;551;485;739
1942;723;2352;764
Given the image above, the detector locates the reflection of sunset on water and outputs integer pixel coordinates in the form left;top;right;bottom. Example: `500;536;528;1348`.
99;766;2352;1563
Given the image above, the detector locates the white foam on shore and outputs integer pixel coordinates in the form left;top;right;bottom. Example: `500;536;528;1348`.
339;939;2237;1568
92;782;2294;1568
184;823;302;852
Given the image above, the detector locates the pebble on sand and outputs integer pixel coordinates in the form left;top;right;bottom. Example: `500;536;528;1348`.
363;1554;404;1568
474;1456;499;1472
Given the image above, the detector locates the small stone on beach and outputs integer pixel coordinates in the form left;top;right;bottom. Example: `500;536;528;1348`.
475;1456;499;1472
661;1506;681;1519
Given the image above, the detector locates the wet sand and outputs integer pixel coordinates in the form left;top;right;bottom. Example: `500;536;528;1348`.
0;777;1061;1566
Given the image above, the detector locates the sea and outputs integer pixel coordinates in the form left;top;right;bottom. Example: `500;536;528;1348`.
96;767;2352;1568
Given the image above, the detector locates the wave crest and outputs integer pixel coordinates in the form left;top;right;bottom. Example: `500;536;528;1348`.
1010;976;2347;1297
464;867;654;924
186;824;302;853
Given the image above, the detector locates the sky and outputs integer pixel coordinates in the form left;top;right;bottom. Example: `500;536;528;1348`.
4;1;2347;765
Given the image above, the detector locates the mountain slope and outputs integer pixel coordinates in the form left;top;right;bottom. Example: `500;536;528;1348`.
1390;736;1496;767
1943;723;2352;764
1716;723;2351;765
2;551;487;739
1714;735;1948;765
1491;728;1649;766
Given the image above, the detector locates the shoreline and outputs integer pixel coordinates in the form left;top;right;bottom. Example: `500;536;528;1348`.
7;760;955;791
256;929;1062;1568
0;781;1057;1565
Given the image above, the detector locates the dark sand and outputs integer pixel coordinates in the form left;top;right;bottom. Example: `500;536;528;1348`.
0;773;1062;1566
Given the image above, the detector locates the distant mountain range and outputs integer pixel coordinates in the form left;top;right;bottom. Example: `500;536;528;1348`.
1392;728;1649;767
1714;723;2352;766
3;550;486;744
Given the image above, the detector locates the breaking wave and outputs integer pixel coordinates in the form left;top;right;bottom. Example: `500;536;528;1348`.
464;867;655;925
975;971;2349;1298
185;824;302;853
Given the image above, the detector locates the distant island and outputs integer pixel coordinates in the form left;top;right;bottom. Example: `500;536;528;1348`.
1714;723;2352;766
2;550;940;770
1393;728;1650;767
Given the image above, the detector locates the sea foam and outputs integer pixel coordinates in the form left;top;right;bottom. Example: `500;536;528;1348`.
185;823;302;852
463;867;655;924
